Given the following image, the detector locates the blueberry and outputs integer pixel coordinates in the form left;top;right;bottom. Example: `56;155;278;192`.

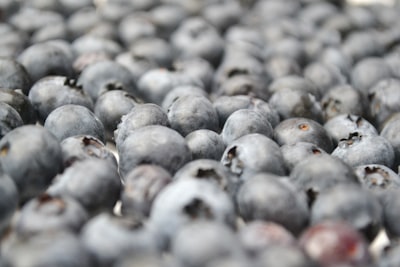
342;31;383;63
299;221;372;267
149;179;235;250
318;47;352;77
94;90;141;141
44;104;105;143
303;62;346;96
114;104;169;148
378;244;400;267
368;78;400;129
350;57;393;96
274;118;334;153
73;52;111;74
354;164;400;200
31;21;68;44
81;213;157;267
66;6;100;40
77;60;137;102
28;76;94;124
221;109;273;145
324;114;377;145
60;135;117;168
332;132;395;168
221;134;287;180
237;173;309;235
173;159;238;196
185;130;226;160
115;51;157;83
137;68;203;105
118;13;156;47
173;57;214;93
239;221;296;256
170;17;224;67
264;55;302;80
311;184;382;242
213;95;280;129
167;95;219;136
121;164;172;218
71;35;122;58
161;85;208;111
47;158;121;215
15;193;89;238
289;154;359;206
269;88;323;123
118;125;192;178
281;142;328;172
0;58;31;95
3;231;92;267
0;125;63;203
150;4;188;39
201;1;241;33
171;221;244;267
17;40;75;83
0;102;23;139
129;37;174;69
321;85;366;121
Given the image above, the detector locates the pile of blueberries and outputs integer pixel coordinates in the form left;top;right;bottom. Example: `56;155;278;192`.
2;0;400;266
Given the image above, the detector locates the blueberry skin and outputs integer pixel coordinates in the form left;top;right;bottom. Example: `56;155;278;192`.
379;244;400;267
170;17;224;67
0;88;37;124
130;37;174;69
60;134;117;169
321;85;366;121
71;35;122;59
0;58;31;94
44;104;105;143
324;114;378;145
118;125;192;178
239;221;296;256
47;158;121;215
167;95;219;136
221;133;287;180
255;245;319;267
221;109;273;145
149;179;236;250
185;129;225;160
15;193;89;238
289;154;359;205
269;88;323;123
118;14;156;47
137;68;203;105
274;118;334;153
161;85;207;111
332;132;395;168
94;90;141;141
213;95;280;128
350;57;393;95
237;173;309;235
3;231;92;267
81;213;157;267
121;164;172;218
268;75;320;100
369;78;400;129
173;57;214;93
265;55;302;80
281;142;328;172
150;4;188;39
354;164;400;201
77;60;137;102
342;31;383;63
114;104;169;149
0;173;18;236
171;221;244;267
0;125;63;203
0;102;23;139
173;159;239;197
311;184;382;242
303;62;346;96
28;76;94;124
17;40;75;83
380;190;400;241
